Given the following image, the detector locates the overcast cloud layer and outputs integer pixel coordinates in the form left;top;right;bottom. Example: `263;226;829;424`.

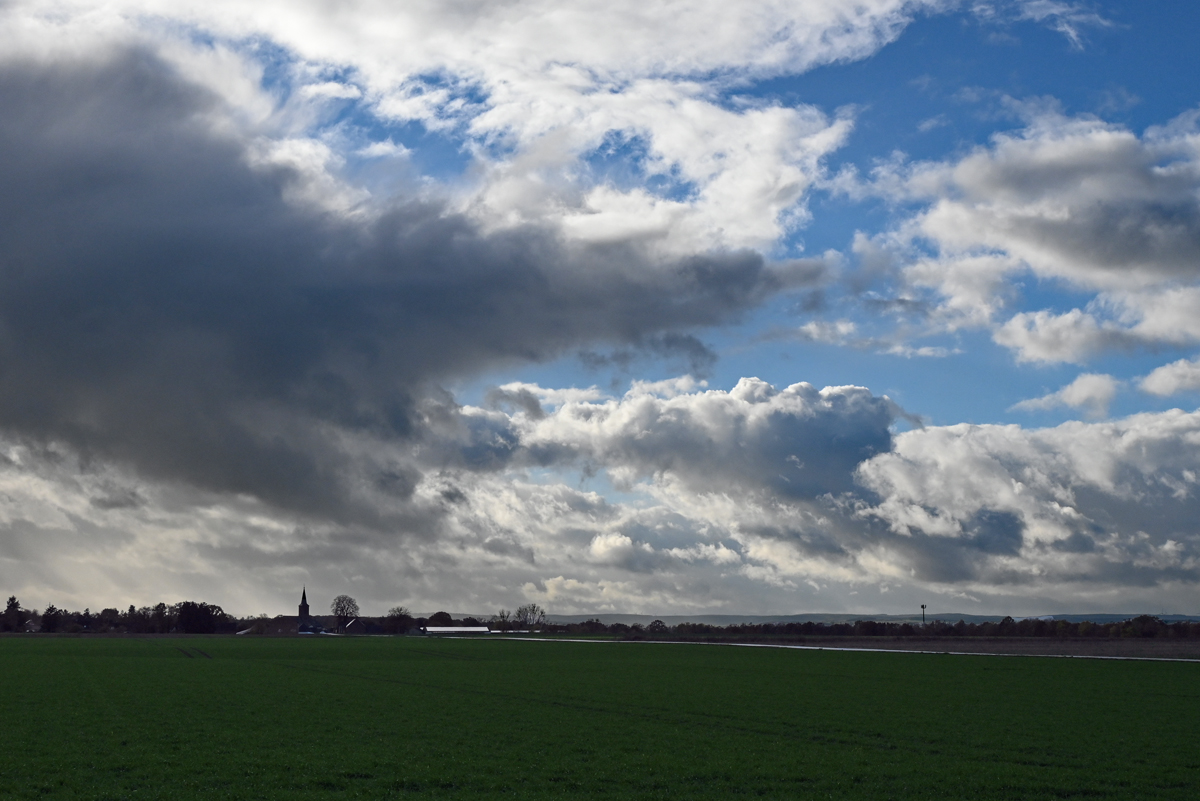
2;1;1199;617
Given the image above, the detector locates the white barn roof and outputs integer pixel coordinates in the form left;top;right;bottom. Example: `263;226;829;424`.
422;626;491;634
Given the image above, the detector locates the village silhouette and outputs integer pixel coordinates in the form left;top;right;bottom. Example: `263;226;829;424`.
4;590;1199;657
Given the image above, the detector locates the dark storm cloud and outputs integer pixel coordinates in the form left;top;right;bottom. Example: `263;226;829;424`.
484;387;547;420
576;333;718;379
0;47;808;525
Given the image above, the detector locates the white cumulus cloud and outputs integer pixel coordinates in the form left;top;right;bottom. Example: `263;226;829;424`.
1011;373;1121;418
1140;357;1200;397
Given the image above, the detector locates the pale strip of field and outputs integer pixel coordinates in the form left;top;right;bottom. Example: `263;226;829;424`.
448;635;1200;663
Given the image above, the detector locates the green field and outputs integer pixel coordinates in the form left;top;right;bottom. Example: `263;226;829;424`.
0;637;1196;799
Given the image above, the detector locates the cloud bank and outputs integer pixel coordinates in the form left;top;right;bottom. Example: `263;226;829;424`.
5;376;1199;616
1;1;1198;617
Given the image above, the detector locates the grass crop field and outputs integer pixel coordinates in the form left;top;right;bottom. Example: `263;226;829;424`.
0;636;1197;799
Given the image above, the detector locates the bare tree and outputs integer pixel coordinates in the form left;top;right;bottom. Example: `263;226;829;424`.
331;594;360;632
383;606;413;634
514;603;546;629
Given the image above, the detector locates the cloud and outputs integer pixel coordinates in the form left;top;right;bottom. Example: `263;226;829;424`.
881;344;957;358
1010;373;1121;418
488;378;1200;602
4;374;1200;615
0;1;962;614
0;45;821;529
504;376;901;498
1140;357;1200;397
0;0;950;254
925;110;1200;289
790;320;859;345
482;378;1200;602
970;2;1111;49
850;105;1200;362
0;374;908;613
763;315;957;357
918;114;949;133
3;2;1198;618
1008;1;1110;49
992;309;1135;364
857;409;1200;591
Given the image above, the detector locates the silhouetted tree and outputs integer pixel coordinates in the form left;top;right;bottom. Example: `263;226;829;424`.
119;605;138;632
97;608;121;632
573;619;607;634
176;601;228;634
854;620;879;636
383;606;414;634
647;619;668;634
514;604;546;629
331;595;360;631
150;602;171;633
2;596;24;632
40;604;61;633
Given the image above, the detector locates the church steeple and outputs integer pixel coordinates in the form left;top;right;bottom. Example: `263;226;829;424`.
299;587;310;620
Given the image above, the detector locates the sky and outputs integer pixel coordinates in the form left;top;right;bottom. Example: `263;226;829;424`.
2;0;1200;618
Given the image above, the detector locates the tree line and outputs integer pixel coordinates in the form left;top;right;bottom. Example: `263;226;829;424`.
6;593;1195;640
6;594;369;635
3;596;236;634
542;615;1200;640
360;609;1200;640
0;595;550;635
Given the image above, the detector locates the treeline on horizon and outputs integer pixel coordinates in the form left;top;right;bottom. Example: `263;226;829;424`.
3;596;238;634
4;595;1200;640
0;597;552;635
604;615;1200;641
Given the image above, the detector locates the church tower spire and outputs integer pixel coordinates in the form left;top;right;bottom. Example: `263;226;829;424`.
299;587;310;620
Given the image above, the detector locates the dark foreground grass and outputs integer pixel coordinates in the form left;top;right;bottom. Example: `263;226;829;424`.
0;637;1197;799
